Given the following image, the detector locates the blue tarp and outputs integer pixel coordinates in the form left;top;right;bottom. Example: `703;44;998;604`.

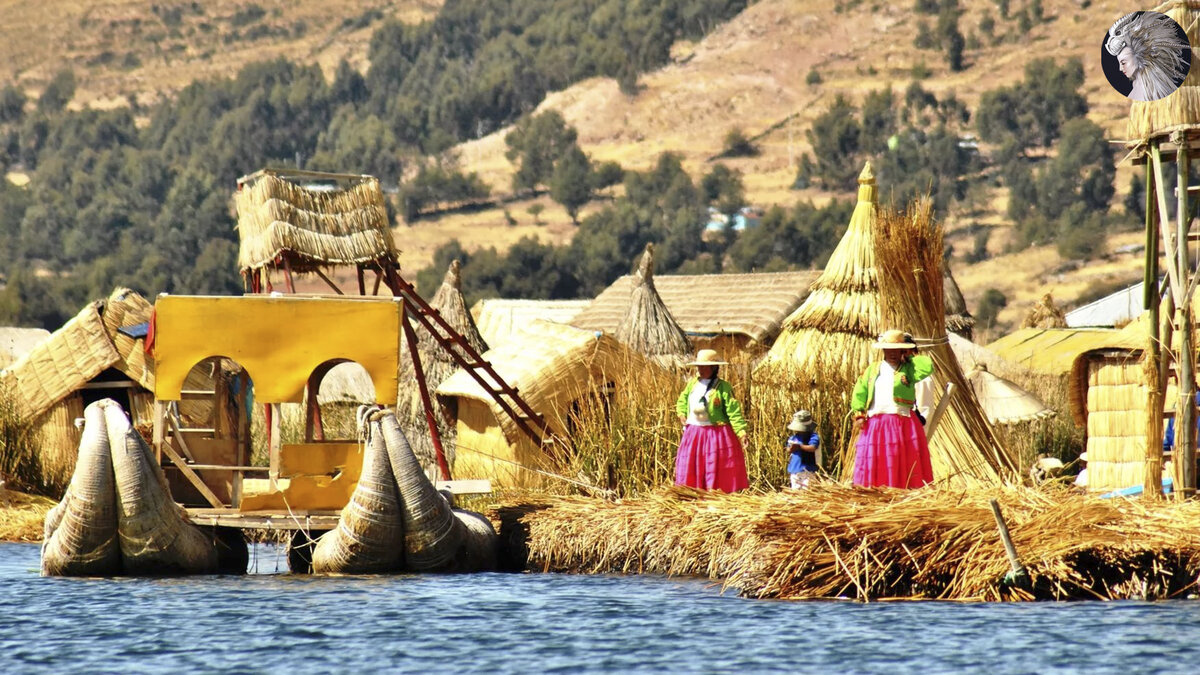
1099;477;1174;499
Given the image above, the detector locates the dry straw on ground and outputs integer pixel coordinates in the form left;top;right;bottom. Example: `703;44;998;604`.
0;489;55;542
492;484;1200;601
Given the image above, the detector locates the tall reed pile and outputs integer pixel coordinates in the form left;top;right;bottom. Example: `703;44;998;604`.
0;382;43;493
492;483;1200;601
874;200;1017;484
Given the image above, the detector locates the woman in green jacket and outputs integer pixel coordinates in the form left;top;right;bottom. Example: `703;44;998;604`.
674;349;749;492
850;329;935;488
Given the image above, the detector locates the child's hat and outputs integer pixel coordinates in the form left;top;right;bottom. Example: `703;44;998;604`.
788;410;814;432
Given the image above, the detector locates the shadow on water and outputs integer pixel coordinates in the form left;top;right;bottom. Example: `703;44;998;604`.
2;542;1200;674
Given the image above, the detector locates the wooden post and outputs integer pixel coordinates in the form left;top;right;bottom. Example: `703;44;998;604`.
402;310;452;481
989;498;1031;591
1144;156;1165;499
153;400;166;466
268;402;282;489
357;266;366;296
1177;141;1196;499
304;365;330;442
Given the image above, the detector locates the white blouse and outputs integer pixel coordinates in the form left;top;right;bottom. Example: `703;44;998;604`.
868;361;905;416
685;378;716;426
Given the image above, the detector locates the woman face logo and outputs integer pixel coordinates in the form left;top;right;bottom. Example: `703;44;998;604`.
1117;47;1139;81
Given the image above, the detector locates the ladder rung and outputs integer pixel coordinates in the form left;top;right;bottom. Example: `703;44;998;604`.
181;390;215;398
174;427;216;434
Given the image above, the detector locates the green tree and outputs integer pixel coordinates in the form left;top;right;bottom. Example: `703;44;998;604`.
721;127;757;157
701;164;745;217
976;288;1007;329
37;69;76;114
0;85;26;124
505;110;578;194
550;145;592;223
806;95;862;190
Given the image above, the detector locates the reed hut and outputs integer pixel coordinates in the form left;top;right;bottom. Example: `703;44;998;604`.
612;243;691;368
397;260;489;478
1068;348;1150;492
752;162;881;402
942;257;974;340
986;327;1132;376
436;321;661;487
1021;293;1069;330
472;299;592;348
235;169;397;292
0;289;156;492
965;364;1055;426
573;270;816;360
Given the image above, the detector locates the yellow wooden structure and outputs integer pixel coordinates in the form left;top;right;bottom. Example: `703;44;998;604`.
151;295;403;516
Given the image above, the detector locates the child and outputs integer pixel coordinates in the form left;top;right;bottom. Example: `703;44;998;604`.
786;410;820;489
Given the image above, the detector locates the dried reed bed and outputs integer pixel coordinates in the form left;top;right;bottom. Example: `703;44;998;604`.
0;489;55;542
492;484;1200;601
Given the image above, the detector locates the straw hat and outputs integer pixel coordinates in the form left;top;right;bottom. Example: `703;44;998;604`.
685;349;728;366
788;410;814;432
872;329;916;350
1079;452;1088;462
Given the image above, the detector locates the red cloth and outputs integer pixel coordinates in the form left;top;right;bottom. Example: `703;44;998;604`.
674;424;749;492
852;413;934;488
144;308;156;356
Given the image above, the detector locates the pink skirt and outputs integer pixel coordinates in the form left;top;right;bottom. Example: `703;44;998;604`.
852;413;934;488
675;424;749;492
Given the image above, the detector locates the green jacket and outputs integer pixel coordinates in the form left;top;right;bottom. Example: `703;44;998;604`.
851;355;935;413
676;377;748;435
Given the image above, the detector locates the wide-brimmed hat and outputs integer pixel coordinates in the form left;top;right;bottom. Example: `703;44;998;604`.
872;329;916;350
788;410;814;432
1079;452;1088;462
685;349;728;366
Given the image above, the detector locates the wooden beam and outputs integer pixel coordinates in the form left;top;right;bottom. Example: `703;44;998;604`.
166;406;197;462
313;267;345;295
160;440;224;508
78;380;139;390
269;403;282;489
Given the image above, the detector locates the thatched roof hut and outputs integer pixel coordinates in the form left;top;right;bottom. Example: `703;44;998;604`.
753;162;881;390
235;169;397;277
437;320;661;487
613;243;691;367
472;299;592;348
0;288;157;492
965;364;1055;426
572;269;817;357
942;257;974;340
1020;292;1068;330
397;260;490;478
986;327;1137;375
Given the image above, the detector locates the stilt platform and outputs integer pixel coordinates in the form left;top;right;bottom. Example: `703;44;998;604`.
186;508;341;531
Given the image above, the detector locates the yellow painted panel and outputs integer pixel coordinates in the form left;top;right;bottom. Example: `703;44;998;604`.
279;442;363;479
239;441;364;511
154;295;401;403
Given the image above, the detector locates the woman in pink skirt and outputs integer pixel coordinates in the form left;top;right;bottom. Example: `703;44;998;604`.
674;349;749;492
851;330;935;488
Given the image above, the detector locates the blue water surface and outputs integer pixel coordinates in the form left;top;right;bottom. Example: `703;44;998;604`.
1;542;1199;674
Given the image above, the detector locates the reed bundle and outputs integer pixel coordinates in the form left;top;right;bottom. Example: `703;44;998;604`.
614;243;691;367
1020;293;1068;330
873;200;1017;484
492;483;1200;601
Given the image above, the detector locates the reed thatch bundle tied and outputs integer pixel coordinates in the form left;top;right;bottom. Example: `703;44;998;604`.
614;243;691;367
493;485;1200;601
1021;293;1068;330
236;171;396;273
941;257;974;340
397;260;490;476
754;161;881;389
873;200;1017;484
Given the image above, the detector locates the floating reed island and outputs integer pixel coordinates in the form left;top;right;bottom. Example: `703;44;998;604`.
491;484;1200;602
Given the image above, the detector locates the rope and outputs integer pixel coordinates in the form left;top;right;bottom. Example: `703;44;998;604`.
913;335;950;347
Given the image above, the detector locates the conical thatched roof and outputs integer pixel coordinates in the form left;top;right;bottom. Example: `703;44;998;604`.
1021;293;1068;330
942;257;974;340
966;364;1055;425
753;161;880;389
397;260;490;476
614;243;691;367
235;170;397;274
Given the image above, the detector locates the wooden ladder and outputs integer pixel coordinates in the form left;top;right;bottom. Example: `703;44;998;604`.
383;268;565;458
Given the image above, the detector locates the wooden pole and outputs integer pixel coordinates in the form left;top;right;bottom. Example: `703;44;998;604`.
989;498;1030;591
268;403;282;489
357;266;366;296
1177;142;1196;499
1144;156;1165;499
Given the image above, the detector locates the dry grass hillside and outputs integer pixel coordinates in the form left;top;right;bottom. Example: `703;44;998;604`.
0;0;1160;331
0;0;441;107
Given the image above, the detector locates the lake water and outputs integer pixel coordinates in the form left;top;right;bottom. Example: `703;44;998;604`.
2;542;1199;674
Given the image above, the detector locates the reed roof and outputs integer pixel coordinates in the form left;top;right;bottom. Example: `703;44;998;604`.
966;364;1055;425
613;243;691;367
235;170;397;274
436;320;660;445
987;327;1139;375
572;271;817;344
1;288;155;419
753;162;880;387
1125;1;1200;141
472;299;592;348
317;362;377;405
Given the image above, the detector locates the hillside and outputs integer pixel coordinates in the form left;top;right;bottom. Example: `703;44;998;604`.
0;0;1156;333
